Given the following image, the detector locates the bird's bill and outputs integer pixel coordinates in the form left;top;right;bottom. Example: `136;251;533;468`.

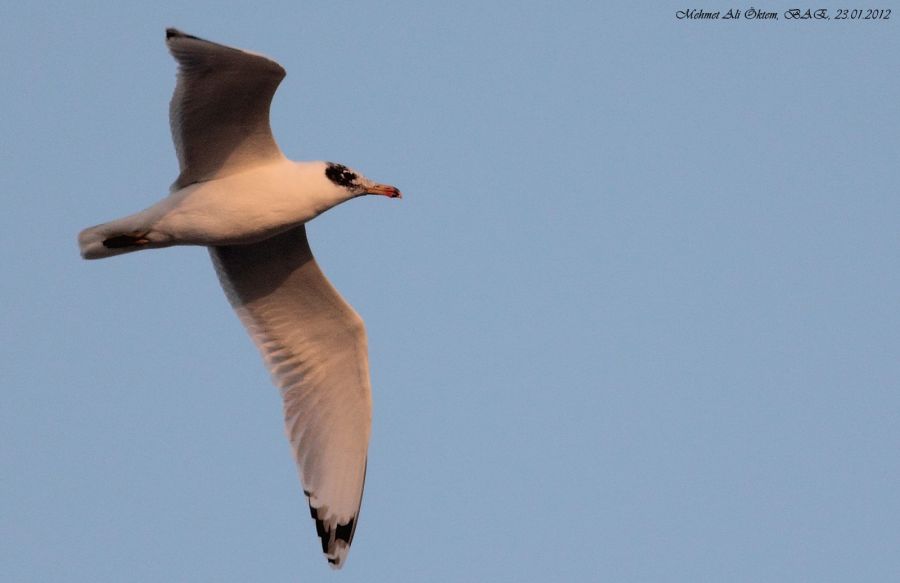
366;184;402;198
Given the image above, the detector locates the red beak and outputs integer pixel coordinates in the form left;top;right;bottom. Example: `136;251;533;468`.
366;183;402;198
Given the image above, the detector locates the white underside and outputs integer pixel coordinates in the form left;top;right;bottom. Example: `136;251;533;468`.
78;159;350;259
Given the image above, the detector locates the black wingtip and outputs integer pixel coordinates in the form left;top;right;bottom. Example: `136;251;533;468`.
334;517;355;544
165;28;200;41
307;500;358;565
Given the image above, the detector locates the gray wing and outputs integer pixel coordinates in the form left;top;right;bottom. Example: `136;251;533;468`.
210;226;371;569
165;28;287;190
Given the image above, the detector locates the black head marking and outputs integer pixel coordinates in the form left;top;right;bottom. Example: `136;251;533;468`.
325;162;359;189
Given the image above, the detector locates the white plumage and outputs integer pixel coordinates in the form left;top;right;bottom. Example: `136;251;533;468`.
78;28;400;569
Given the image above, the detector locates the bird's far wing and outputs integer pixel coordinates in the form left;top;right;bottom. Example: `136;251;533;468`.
209;226;371;569
166;28;287;190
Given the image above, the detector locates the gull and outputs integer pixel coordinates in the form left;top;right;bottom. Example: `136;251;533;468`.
78;28;400;569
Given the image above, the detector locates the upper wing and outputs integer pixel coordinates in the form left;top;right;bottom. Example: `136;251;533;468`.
165;28;287;190
209;226;371;569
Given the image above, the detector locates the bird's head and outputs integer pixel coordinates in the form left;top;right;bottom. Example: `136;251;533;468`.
324;162;402;199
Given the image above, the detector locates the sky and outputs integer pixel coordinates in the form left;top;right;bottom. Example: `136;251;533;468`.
2;1;898;581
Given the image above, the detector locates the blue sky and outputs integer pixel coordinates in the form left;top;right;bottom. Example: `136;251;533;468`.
2;2;898;581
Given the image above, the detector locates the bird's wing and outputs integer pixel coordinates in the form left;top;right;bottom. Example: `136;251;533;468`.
209;226;371;569
165;28;287;190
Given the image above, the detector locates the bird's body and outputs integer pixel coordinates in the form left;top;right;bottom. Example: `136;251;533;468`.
80;160;356;257
78;28;399;569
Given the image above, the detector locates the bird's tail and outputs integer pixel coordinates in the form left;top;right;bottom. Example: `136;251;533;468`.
78;211;165;260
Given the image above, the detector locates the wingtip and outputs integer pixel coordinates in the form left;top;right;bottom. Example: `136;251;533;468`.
307;499;358;569
325;543;351;570
165;27;200;41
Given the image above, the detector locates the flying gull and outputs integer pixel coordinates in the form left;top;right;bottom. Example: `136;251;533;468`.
78;28;400;568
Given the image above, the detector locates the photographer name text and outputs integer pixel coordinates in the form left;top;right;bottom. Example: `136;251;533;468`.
676;8;891;20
